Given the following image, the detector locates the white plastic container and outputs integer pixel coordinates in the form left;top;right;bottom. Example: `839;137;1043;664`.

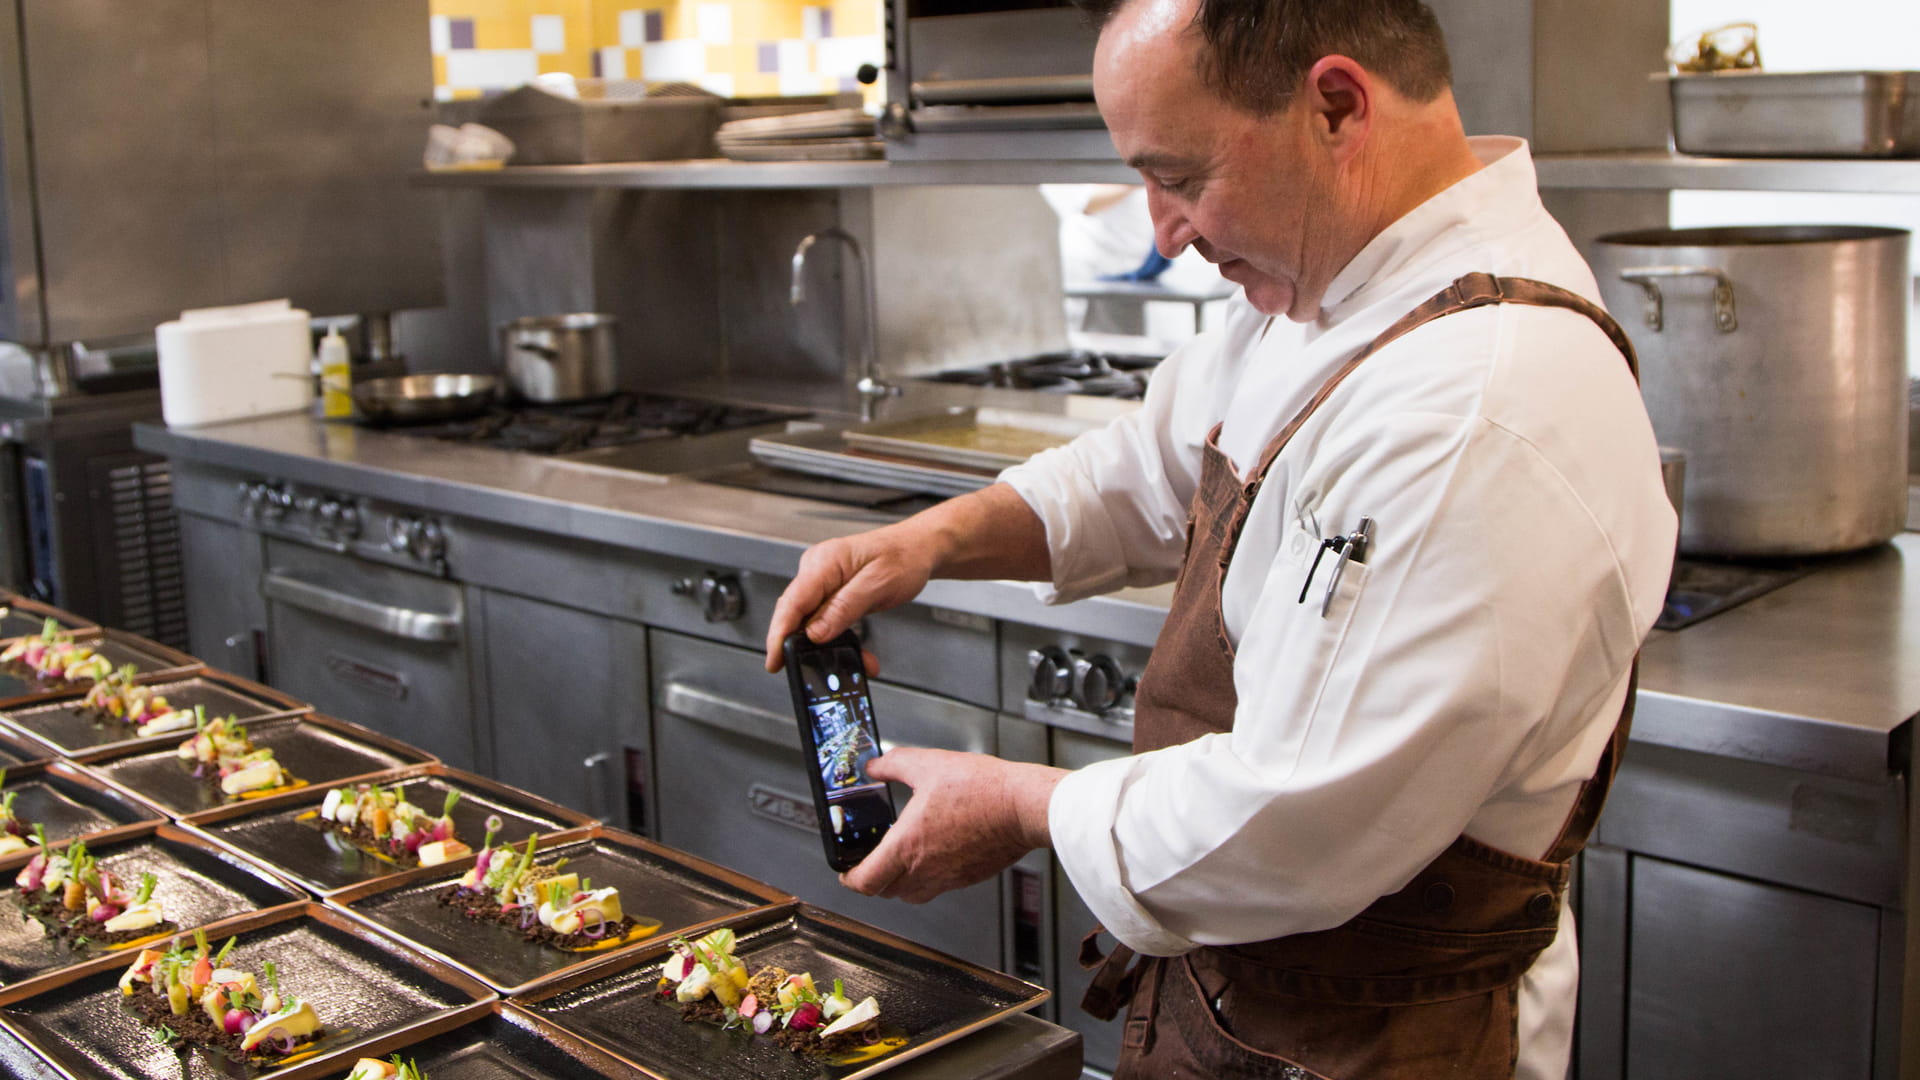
156;300;314;427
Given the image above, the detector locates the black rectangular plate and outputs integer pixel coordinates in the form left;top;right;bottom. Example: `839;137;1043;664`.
85;719;430;818
341;834;782;993
0;731;51;770
0;909;489;1080
1;675;301;758
0;637;192;708
337;1004;640;1079
193;775;581;894
0;768;160;847
522;904;1047;1080
0;607;87;642
0;827;305;986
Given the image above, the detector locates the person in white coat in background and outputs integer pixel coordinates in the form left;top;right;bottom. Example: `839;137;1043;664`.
765;0;1675;1074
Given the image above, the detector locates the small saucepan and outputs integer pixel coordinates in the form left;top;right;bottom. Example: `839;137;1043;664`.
353;373;500;425
500;313;619;402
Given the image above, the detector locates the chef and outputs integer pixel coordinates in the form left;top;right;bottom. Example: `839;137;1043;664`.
764;0;1676;1076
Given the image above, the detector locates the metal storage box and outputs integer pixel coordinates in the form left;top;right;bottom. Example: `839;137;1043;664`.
478;86;724;164
1669;71;1920;157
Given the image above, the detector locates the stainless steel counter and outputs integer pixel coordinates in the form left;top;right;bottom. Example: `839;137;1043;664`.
134;386;1920;785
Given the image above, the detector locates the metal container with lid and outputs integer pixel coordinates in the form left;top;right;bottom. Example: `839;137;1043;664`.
1592;225;1911;557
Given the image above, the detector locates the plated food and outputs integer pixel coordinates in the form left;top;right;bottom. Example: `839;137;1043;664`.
311;781;469;869
14;831;176;951
79;665;187;734
174;709;306;800
0;767;38;855
437;820;660;955
1;619;112;685
656;926;895;1061
118;929;325;1063
346;1054;427;1079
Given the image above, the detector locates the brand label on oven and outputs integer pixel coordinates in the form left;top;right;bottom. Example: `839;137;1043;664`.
747;783;818;833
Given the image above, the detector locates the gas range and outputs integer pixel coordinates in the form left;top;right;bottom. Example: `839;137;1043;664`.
919;349;1162;400
381;392;809;456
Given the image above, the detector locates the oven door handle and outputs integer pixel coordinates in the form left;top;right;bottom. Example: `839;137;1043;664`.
663;681;801;753
662;680;901;758
262;571;462;644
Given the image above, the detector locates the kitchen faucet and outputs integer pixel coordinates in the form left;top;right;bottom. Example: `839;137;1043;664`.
790;227;899;422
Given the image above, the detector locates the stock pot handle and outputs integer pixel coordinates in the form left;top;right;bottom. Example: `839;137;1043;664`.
1617;266;1738;334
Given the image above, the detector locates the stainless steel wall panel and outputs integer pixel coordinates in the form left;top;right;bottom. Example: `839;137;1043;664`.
23;0;225;344
0;9;39;345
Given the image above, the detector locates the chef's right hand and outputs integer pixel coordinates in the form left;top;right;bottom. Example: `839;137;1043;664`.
764;523;937;673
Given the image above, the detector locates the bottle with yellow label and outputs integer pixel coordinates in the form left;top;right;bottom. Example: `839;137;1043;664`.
317;325;353;420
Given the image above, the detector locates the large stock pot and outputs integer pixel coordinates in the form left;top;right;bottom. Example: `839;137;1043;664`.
1592;225;1910;556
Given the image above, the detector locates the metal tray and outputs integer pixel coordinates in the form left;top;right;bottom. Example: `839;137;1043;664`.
0;600;96;642
1;672;309;759
516;901;1049;1080
1669;70;1920;157
0;632;202;711
296;1000;642;1079
0;763;165;848
841;408;1100;471
76;714;435;818
752;428;997;499
0;902;497;1080
0;823;306;991
179;766;593;896
0;729;53;771
327;825;791;995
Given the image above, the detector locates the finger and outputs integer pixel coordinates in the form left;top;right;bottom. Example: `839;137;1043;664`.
861;747;925;786
861;649;881;679
840;831;908;897
803;562;900;643
765;556;840;671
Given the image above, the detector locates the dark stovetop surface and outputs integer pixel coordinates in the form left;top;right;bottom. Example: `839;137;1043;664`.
391;392;809;456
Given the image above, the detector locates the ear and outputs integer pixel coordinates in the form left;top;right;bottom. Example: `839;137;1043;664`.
1302;55;1372;161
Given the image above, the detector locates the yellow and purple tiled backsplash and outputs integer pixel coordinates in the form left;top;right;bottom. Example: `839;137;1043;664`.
429;0;881;100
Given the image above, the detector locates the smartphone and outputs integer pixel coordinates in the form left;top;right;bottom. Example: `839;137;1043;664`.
783;629;896;872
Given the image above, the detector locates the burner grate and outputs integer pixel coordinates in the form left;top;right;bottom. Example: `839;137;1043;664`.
391;393;805;455
921;349;1162;399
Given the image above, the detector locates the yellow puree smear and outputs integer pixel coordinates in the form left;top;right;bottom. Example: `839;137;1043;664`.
565;918;663;952
107;930;173;952
821;1032;911;1065
236;779;310;801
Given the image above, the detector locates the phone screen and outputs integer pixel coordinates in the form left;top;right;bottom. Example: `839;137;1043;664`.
793;640;894;861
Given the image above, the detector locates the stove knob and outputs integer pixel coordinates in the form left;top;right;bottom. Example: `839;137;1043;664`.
262;487;293;523
237;483;264;519
335;503;363;540
386;514;416;553
698;573;745;623
1072;654;1127;714
1027;646;1073;702
416;519;447;561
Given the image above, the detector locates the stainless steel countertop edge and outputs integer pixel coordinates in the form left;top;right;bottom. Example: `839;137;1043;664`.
134;413;1920;782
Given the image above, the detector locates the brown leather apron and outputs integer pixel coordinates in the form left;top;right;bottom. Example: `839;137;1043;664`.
1081;273;1642;1079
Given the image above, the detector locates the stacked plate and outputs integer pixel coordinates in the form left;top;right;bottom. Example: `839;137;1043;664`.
0;592;1056;1080
716;108;883;162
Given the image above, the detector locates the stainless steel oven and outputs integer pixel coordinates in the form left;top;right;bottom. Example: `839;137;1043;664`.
650;628;1046;973
260;537;480;770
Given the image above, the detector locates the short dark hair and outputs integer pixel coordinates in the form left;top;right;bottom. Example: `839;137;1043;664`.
1077;0;1453;116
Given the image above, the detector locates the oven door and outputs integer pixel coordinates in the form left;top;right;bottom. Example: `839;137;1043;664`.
650;628;1005;969
261;539;478;769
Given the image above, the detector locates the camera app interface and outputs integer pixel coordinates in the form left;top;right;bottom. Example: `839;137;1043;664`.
797;644;892;846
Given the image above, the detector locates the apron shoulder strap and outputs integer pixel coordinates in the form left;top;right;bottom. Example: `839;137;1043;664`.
1245;273;1641;482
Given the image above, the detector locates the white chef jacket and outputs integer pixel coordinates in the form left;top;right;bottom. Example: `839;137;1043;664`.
1002;137;1676;1080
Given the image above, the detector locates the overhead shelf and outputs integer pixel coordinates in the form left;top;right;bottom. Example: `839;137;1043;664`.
414;151;1920;194
1535;151;1920;194
412;157;1139;189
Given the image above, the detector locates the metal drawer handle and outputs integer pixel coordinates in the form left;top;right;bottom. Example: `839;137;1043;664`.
663;681;902;758
1617;265;1738;334
583;751;615;824
262;571;461;643
663;681;802;753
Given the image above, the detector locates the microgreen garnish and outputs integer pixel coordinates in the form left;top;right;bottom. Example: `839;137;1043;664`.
134;871;158;905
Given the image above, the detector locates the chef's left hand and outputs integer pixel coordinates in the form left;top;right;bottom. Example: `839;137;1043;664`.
840;748;1066;904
